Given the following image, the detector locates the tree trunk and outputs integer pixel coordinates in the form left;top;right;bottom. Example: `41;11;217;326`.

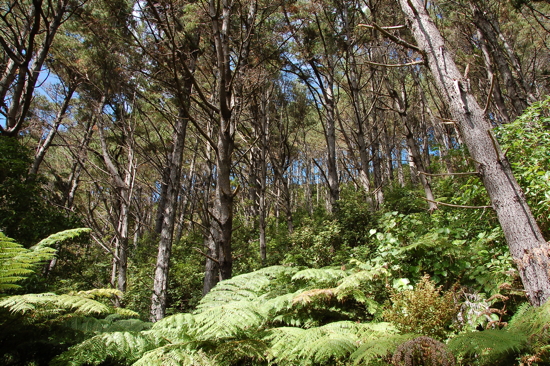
400;0;550;306
150;110;188;321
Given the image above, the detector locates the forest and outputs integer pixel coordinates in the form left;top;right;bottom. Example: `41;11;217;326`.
1;0;550;364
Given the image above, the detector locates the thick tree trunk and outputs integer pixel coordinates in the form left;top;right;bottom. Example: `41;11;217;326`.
400;0;550;306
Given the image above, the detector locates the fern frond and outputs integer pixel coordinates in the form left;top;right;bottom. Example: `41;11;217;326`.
0;232;55;291
335;265;388;301
268;321;367;365
0;229;90;292
291;267;348;287
151;313;196;341
448;329;528;363
213;338;268;364
63;315;152;334
51;331;167;366
508;300;550;336
351;333;416;365
192;300;265;340
0;291;117;318
133;346;217;366
292;288;335;305
33;228;91;252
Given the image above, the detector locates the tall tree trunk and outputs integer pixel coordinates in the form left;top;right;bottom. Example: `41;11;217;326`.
29;82;78;177
150;110;188;321
400;0;550;306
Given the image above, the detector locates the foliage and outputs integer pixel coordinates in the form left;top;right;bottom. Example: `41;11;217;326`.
383;275;457;340
0;230;142;366
0;228;90;293
0;137;80;246
497;96;550;238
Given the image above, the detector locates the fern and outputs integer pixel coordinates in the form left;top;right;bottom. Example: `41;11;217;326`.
133;346;217;366
62;315;152;334
193;300;265;340
213;338;268;365
0;289;138;319
0;232;55;291
291;267;348;287
448;329;528;364
508;300;550;336
0;229;90;292
268;321;390;365
196;265;300;311
51;331;168;366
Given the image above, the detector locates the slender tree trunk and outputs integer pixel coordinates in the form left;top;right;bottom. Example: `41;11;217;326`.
150;110;188;321
400;0;550;306
29;83;77;177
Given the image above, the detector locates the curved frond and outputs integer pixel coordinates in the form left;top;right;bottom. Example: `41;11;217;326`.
0;291;117;318
214;338;268;364
193;300;265;340
448;329;528;362
291;267;348;287
0;232;54;291
33;228;91;251
63;316;152;334
268;321;367;365
133;346;217;366
51;331;167;366
351;333;416;365
508;300;550;336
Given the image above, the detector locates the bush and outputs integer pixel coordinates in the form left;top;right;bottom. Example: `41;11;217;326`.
383;275;457;340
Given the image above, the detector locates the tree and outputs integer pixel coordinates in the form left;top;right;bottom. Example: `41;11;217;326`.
0;0;84;137
398;0;550;306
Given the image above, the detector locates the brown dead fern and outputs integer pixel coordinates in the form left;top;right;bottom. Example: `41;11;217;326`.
392;336;455;366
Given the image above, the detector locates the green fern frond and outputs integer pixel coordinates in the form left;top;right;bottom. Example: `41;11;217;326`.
192;300;265;340
291;267;348;287
133;346;217;366
151;313;196;341
33;228;91;251
0;232;54;291
351;333;417;365
63;315;152;334
1;229;90;292
213;338;268;364
51;331;167;366
0;291;117;318
197;272;272;311
508;300;550;336
268;321;367;365
448;329;528;363
335;265;388;300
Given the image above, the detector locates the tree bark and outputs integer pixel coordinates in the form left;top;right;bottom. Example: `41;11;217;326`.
399;0;550;306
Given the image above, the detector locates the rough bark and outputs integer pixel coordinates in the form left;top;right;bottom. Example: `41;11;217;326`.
399;0;550;306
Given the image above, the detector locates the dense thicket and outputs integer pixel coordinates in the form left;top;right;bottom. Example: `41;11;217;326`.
1;0;550;364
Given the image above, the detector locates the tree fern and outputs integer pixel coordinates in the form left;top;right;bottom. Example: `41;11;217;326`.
291;267;348;287
62;315;152;334
213;338;268;365
193;300;265;340
268;321;392;365
51;331;168;366
196;265;300;310
0;229;90;292
0;289;138;318
133;346;217;366
447;329;528;365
